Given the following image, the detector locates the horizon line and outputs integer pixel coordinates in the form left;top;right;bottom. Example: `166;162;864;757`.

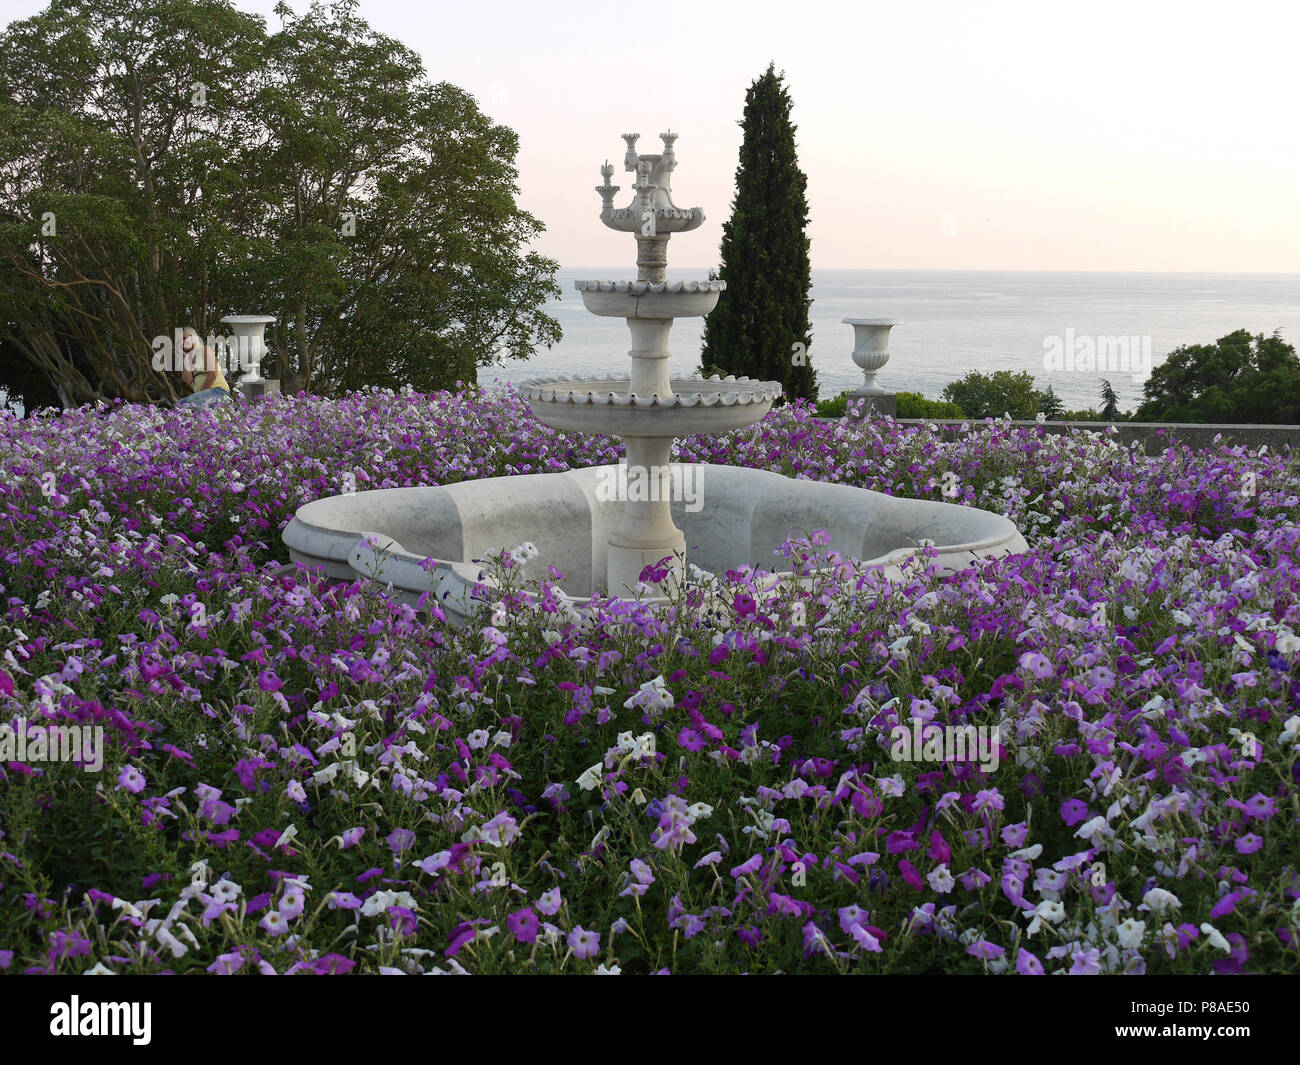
554;265;1300;277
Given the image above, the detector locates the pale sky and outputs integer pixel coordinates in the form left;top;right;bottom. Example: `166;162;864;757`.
6;0;1298;272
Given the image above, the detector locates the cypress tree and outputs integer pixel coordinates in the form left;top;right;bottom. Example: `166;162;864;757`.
701;63;816;402
1100;379;1122;421
1040;384;1065;420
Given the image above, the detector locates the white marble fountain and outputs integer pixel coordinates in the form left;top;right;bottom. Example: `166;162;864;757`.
282;131;1027;625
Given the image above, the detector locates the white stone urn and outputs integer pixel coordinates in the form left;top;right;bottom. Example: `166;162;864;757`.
220;315;277;383
844;318;899;395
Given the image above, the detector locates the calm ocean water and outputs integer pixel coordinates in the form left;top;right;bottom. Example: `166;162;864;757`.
481;269;1300;413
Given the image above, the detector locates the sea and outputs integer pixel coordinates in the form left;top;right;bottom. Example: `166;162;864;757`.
479;269;1300;414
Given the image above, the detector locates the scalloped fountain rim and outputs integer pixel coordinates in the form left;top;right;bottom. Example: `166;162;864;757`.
519;374;781;408
600;206;705;223
574;279;726;293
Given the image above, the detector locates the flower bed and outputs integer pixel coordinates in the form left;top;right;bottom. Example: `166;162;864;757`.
0;388;1297;974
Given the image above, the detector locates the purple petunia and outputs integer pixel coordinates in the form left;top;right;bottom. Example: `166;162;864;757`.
1235;833;1264;854
507;907;539;944
567;926;600;960
116;765;146;794
256;669;283;692
386;828;416;855
1060;799;1090;827
1016;948;1045;975
898;860;924;891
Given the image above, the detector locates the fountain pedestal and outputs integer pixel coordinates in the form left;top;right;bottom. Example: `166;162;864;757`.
606;436;685;594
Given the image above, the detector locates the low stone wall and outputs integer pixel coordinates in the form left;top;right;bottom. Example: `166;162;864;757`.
816;417;1300;455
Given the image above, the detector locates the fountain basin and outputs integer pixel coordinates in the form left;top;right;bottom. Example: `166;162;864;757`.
521;375;781;436
282;464;1028;626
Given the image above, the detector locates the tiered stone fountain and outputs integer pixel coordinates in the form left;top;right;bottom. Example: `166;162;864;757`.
282;130;1027;625
520;131;780;595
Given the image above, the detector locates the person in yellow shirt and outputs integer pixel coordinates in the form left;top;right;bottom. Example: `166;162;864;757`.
176;326;231;408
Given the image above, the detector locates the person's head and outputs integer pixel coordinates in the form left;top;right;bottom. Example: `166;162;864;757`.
179;326;212;372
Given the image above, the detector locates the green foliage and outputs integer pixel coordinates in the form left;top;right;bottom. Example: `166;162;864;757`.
700;63;815;403
814;391;848;418
941;370;1045;420
0;0;560;405
1062;408;1101;422
1134;329;1300;424
895;391;964;419
812;391;963;419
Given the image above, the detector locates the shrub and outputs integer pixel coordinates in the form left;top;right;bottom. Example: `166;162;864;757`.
813;392;964;419
895;392;964;419
815;392;848;418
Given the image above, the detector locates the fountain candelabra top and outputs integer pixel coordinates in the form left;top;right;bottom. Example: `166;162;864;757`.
595;131;706;283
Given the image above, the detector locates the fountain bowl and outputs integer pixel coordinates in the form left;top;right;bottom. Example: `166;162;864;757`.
575;279;725;318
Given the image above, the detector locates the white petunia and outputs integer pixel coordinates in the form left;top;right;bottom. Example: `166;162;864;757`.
210;879;242;904
1139;887;1180;914
1116;917;1146;949
1200;922;1231;953
1075;815;1114;846
927;864;956;894
888;635;913;659
1026;899;1067;936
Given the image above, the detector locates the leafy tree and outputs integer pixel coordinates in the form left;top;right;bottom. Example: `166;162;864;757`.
941;369;1045;420
1039;384;1065;420
251;1;560;394
0;0;266;406
1133;329;1300;424
0;0;559;407
700;63;815;402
